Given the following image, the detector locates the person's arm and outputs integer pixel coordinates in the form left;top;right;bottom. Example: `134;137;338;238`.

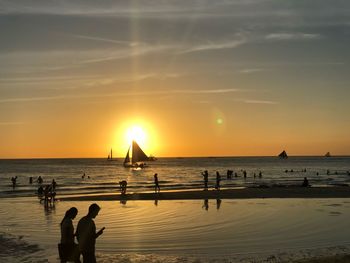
95;227;105;238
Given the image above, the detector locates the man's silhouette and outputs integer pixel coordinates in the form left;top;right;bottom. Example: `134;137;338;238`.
76;204;105;263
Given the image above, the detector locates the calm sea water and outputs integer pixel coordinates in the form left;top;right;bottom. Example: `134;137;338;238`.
1;198;350;262
0;157;349;198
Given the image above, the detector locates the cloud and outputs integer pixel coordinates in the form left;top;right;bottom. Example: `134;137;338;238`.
265;33;321;41
0;87;242;104
243;99;279;105
238;68;264;74
173;88;240;94
181;38;246;54
0;121;25;126
71;34;136;46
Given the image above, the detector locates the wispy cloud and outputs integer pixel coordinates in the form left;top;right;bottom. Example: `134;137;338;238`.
0;121;25;126
238;68;264;74
0;95;67;103
181;38;246;54
173;88;240;94
243;99;279;105
265;33;321;41
71;34;137;46
0;88;242;104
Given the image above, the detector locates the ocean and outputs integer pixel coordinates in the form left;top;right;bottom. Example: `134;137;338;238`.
0;156;349;198
1;157;350;262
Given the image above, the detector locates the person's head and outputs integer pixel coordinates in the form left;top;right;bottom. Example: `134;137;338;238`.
154;173;158;177
65;207;78;220
88;203;101;218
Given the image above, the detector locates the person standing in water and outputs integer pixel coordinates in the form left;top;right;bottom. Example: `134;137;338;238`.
76;204;105;263
201;170;209;190
215;171;221;190
154;173;160;193
59;207;80;263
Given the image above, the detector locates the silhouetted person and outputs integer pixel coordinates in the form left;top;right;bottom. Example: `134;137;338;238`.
43;185;51;203
201;170;209;190
59;207;80;263
243;170;247;178
52;179;57;191
227;170;233;179
154;173;160;193
11;176;17;188
76;204;105;263
202;199;209;211
37;176;43;184
82;173;86;179
119;180;127;195
327;169;330;175
29;177;33;184
37;186;44;196
302;177;310;187
215;171;221;190
259;171;262;178
216;199;222;210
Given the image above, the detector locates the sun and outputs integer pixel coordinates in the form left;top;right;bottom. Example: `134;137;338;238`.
115;119;158;157
125;125;147;146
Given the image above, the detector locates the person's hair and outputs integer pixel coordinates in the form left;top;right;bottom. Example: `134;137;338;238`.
88;203;100;214
60;207;78;226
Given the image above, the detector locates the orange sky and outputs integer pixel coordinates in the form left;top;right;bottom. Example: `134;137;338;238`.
0;1;350;158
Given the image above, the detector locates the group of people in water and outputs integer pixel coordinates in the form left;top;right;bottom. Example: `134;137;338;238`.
200;169;314;190
118;173;161;195
59;203;104;263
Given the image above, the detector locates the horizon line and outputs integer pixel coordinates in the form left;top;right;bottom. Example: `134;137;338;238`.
0;154;349;160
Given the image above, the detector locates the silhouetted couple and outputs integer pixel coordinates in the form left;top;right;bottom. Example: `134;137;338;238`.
59;204;105;263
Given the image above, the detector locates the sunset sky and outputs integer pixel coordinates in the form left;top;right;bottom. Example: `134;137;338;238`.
0;0;349;158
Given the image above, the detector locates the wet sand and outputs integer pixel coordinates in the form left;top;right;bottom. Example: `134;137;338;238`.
59;186;350;201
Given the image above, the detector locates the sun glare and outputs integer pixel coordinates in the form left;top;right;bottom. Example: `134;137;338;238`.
115;119;158;157
125;126;147;146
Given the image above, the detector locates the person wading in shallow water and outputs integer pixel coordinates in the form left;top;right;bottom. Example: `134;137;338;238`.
154;173;160;193
76;204;105;263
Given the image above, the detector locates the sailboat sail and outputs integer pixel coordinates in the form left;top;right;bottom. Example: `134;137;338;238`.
132;140;149;163
123;141;151;167
278;150;288;159
124;147;131;165
108;148;113;160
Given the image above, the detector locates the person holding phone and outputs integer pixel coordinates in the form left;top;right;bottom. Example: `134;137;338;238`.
76;203;105;263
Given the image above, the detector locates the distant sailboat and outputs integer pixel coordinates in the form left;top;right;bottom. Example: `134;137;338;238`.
123;141;150;168
325;152;331;157
278;150;288;159
107;148;114;161
149;155;158;161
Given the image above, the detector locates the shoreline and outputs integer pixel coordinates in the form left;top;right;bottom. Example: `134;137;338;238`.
59;186;350;201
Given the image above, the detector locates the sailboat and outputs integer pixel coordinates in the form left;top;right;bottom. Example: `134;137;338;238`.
325;152;331;157
278;150;288;159
107;148;114;161
123;140;150;168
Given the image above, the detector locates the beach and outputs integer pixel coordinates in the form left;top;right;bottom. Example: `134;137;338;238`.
1;190;350;262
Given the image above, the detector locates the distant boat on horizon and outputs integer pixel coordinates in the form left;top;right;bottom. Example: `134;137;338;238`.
107;148;117;161
278;150;288;159
123;140;153;168
325;152;331;157
107;148;115;161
